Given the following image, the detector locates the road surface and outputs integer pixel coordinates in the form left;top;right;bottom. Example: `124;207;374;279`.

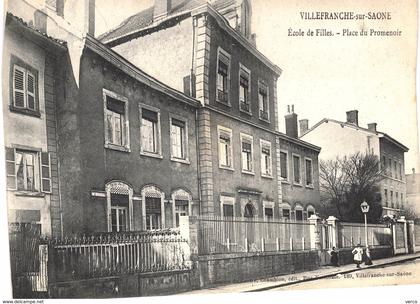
271;259;420;290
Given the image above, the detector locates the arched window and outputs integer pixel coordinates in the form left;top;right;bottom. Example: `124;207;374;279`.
294;203;304;221
306;205;316;219
244;202;255;218
171;189;192;227
141;185;165;230
105;181;133;232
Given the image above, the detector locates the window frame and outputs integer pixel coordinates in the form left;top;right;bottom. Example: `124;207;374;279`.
292;153;302;186
171;189;192;227
240;133;254;174
105;181;134;232
279;203;291;220
220;195;235;218
139;103;162;158
258;79;270;122
103;89;130;152
141;185;165;230
217;125;234;170
280;150;289;182
304;157;314;188
263;200;274;221
260;139;273;178
9;56;40;117
216;47;231;106
238;63;251;114
169;114;190;164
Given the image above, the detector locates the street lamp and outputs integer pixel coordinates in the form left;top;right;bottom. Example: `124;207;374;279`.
360;200;370;248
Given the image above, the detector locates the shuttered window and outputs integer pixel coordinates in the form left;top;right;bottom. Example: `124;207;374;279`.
141;107;160;155
12;65;37;111
241;136;253;172
261;140;272;177
6;148;51;193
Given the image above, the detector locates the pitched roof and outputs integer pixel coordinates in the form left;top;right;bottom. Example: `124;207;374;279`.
98;0;235;43
6;12;67;49
300;118;409;152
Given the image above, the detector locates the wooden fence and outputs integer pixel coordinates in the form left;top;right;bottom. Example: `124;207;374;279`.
197;215;312;255
49;230;191;281
337;222;392;248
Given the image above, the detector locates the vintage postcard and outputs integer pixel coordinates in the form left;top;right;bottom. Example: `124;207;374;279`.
0;0;419;303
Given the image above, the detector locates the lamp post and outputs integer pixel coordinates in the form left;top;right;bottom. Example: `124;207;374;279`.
360;200;370;247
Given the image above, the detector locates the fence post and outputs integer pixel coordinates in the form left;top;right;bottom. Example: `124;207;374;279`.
276;237;280;251
179;216;201;288
326;216;339;248
407;220;415;254
398;216;408;254
392;222;397;255
308;214;322;251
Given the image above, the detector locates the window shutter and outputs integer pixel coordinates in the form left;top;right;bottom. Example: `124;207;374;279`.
27;72;36;110
13;67;25;107
40;152;52;193
5;147;16;190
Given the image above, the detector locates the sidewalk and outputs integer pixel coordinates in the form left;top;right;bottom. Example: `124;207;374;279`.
180;252;420;294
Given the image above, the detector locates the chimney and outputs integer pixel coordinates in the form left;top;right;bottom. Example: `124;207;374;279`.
346;110;359;126
367;123;377;133
299;119;309;135
285;105;298;139
46;0;64;16
83;0;95;36
154;0;185;21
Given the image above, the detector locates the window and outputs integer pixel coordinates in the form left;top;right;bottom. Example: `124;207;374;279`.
293;154;301;184
282;209;290;219
394;161;397;179
396;191;399;208
388;158;392;176
11;59;39;115
141;185;164;230
307;205;315;219
295;210;303;221
390;190;394;208
103;89;129;151
240;134;253;173
382;156;386;173
401;193;404;208
140;105;161;157
216;48;230;104
260;140;272;177
263;201;274;221
280;151;288;180
172;189;191;227
220;196;235;218
218;126;233;169
111;193;129;232
239;64;251;113
399;163;402;180
170;116;188;162
105;181;133;232
258;81;269;121
280;203;291;220
305;158;313;186
5;148;51;193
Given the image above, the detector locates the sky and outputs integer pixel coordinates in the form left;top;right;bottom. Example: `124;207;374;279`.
95;0;420;173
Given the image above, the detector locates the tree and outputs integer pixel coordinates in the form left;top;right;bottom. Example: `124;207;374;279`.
319;152;385;223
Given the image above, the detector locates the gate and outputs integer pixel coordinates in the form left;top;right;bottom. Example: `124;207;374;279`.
8;223;47;298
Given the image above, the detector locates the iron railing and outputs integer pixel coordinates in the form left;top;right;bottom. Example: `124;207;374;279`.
337;222;392;248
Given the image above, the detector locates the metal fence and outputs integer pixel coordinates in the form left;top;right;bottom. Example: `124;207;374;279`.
197;215;312;255
337;222;392;248
49;230;191;281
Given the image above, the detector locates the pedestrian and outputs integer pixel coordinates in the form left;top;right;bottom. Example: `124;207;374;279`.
364;247;373;265
352;243;363;268
330;246;339;267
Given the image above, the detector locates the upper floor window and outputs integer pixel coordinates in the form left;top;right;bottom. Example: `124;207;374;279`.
239;64;251;113
103;89;129;152
390;190;394;208
394;160;397;179
5;147;51;193
218;126;233;169
388;158;392;176
293;154;301;184
382;155;386;173
170;116;188;162
140;105;161;157
216;48;230;105
384;188;388;206
10;57;39;116
260;139;272;177
240;133;253;173
280;151;288;180
305;158;313;187
399;163;403;180
258;81;269;122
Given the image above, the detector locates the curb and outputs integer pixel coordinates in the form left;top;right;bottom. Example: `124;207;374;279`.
246;254;420;292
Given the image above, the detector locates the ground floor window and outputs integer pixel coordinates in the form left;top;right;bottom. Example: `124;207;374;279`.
106;181;133;232
282;209;290;219
145;197;162;230
111;206;128;232
175;200;189;227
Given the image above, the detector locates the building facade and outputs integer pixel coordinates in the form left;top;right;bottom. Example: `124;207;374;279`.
2;13;66;237
300;110;409;217
99;0;321;220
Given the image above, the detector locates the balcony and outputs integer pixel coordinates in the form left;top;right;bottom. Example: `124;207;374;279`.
259;109;269;121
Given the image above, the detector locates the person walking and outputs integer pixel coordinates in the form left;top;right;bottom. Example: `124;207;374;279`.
330;246;339;267
364;247;373;265
352;244;363;268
